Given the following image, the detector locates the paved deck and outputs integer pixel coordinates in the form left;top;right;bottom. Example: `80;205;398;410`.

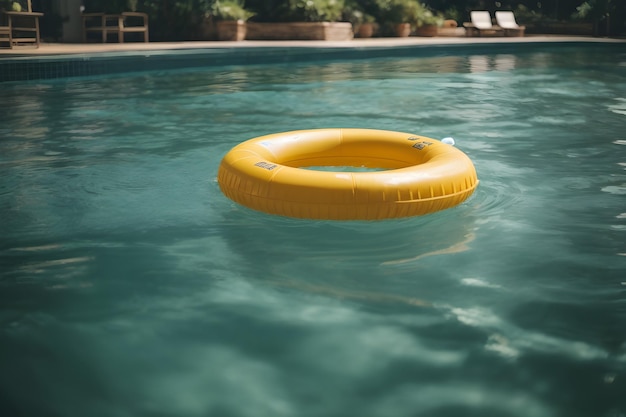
1;35;624;57
1;35;624;82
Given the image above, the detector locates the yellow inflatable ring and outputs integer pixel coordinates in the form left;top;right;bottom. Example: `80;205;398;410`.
218;128;479;220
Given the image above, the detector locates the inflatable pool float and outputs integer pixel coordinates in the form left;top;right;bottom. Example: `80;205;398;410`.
217;128;478;220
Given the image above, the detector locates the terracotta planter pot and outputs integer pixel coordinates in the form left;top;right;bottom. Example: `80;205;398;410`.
216;20;246;41
246;22;353;41
394;23;411;37
414;24;438;37
357;22;375;38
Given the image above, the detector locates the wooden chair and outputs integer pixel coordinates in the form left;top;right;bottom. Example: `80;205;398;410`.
0;0;42;48
83;12;149;43
0;13;11;48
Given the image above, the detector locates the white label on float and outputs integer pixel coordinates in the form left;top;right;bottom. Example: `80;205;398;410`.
254;161;277;170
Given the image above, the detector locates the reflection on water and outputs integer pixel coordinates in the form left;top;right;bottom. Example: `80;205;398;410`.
469;54;517;73
1;44;626;417
381;232;475;265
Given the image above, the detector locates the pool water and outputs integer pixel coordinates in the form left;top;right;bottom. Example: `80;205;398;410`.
1;44;625;417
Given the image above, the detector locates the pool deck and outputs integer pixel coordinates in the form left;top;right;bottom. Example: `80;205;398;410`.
1;35;624;82
1;34;624;57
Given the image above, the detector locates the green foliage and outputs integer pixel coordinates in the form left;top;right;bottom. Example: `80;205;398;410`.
572;0;611;20
416;4;444;26
83;0;132;13
136;0;215;40
342;0;376;25
212;0;254;20
441;6;461;23
377;0;440;26
291;0;345;22
512;4;552;26
245;0;345;22
345;9;376;24
71;0;625;39
0;0;24;11
170;0;215;15
377;0;414;24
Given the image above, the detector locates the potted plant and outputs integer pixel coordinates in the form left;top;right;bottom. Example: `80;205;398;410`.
244;0;353;41
414;5;443;37
343;4;377;38
212;0;254;41
357;13;377;38
378;0;422;37
573;0;614;36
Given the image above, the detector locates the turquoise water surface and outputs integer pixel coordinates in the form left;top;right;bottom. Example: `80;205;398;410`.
1;44;625;417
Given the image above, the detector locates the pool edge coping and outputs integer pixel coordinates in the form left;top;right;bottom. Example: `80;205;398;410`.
1;36;625;83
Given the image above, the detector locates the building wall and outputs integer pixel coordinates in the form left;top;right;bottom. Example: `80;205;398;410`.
56;0;82;42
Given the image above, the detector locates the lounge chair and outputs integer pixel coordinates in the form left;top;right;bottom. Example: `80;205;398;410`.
463;11;504;37
495;11;526;37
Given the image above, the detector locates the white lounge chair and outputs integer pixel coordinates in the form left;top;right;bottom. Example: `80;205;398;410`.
463;11;504;37
495;11;526;36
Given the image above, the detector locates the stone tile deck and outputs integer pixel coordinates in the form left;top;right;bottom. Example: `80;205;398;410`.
1;35;623;82
0;35;623;57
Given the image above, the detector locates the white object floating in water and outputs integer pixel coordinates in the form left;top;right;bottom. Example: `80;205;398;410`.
441;137;455;146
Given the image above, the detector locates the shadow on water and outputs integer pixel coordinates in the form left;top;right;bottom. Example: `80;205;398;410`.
214;196;479;309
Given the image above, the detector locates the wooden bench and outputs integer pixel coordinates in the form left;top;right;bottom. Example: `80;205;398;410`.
82;12;149;43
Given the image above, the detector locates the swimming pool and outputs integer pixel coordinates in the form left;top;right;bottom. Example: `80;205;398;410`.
1;43;625;417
